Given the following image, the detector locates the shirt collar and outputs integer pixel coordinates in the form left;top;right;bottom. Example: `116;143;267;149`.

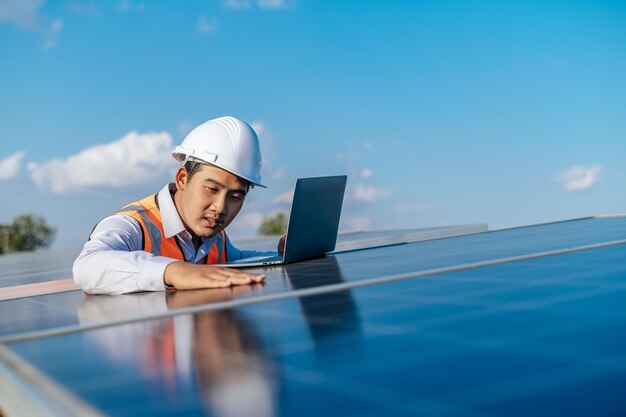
157;183;188;239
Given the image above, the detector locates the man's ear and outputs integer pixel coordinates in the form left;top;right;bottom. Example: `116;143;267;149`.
175;166;188;190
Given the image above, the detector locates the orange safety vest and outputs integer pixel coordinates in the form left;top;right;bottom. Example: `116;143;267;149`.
116;194;228;264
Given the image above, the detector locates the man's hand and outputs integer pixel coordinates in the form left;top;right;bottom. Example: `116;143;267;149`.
164;261;265;290
278;234;286;254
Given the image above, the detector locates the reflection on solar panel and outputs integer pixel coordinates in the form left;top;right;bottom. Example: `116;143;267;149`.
1;217;626;416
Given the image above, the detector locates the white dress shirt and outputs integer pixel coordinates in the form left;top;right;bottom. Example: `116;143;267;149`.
73;184;264;295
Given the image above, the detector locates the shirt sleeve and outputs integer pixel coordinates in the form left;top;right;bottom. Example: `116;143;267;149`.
224;233;278;261
72;215;177;295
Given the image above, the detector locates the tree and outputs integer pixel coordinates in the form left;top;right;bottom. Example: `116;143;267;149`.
258;212;287;236
0;214;55;254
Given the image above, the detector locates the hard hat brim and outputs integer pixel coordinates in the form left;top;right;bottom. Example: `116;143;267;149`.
173;150;266;189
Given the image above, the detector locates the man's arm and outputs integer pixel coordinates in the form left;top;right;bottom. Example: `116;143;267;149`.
73;215;176;294
73;215;264;295
224;234;286;261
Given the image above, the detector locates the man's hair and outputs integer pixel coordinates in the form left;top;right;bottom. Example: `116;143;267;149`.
183;159;205;182
183;159;251;192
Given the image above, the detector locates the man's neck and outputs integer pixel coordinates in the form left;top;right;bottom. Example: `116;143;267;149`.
172;186;199;243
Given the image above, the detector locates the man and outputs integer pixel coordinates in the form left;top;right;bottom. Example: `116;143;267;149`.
73;116;282;295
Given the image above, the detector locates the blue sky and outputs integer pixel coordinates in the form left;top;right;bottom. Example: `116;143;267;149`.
1;0;625;248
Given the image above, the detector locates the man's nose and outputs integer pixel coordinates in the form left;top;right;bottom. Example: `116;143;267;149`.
210;194;227;214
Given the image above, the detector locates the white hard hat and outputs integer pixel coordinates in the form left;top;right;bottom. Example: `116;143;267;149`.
173;116;265;188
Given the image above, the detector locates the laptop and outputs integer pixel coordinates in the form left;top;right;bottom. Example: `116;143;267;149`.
221;175;347;268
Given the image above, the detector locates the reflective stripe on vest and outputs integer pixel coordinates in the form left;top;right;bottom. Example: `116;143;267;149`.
116;194;227;264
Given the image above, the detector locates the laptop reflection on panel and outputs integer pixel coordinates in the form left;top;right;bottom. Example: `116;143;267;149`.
222;175;348;268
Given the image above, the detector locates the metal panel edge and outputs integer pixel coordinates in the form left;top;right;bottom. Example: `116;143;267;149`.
333;223;489;253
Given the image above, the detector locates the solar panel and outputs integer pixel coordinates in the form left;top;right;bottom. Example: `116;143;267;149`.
0;225;486;289
0;225;488;339
1;216;626;416
1;217;623;342
0;247;81;288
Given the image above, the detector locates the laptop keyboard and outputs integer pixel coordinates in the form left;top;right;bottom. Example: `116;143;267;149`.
261;255;283;263
227;254;282;265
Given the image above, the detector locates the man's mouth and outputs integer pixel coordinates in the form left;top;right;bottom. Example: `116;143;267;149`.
202;216;224;228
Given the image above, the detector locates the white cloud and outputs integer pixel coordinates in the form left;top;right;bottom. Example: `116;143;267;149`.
0;151;26;180
395;202;435;212
66;1;100;17
42;18;62;50
349;183;391;203
51;18;62;31
28;131;177;194
345;215;371;231
554;165;603;191
257;0;295;8
230;210;265;234
0;0;63;49
335;142;372;162
115;0;145;13
224;0;253;9
224;0;294;9
273;188;294;204
227;205;283;238
270;168;284;179
252;120;285;181
177;120;194;137
335;150;359;161
0;0;43;30
251;121;270;140
360;168;372;178
197;15;217;34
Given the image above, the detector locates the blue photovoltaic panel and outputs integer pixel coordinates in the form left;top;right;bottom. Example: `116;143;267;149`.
5;241;626;416
0;291;86;338
1;217;625;341
0;225;484;289
0;247;80;288
2;216;624;289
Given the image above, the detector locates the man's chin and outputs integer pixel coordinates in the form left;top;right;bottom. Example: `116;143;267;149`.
193;226;223;239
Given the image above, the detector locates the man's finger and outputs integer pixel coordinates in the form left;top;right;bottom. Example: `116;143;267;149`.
225;271;265;285
230;277;253;285
204;278;232;288
277;235;286;254
250;274;265;283
219;267;265;281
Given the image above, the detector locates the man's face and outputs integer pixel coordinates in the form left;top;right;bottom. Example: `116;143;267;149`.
174;164;248;238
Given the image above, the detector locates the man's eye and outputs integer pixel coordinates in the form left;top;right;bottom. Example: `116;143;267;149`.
231;194;243;201
206;187;218;192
